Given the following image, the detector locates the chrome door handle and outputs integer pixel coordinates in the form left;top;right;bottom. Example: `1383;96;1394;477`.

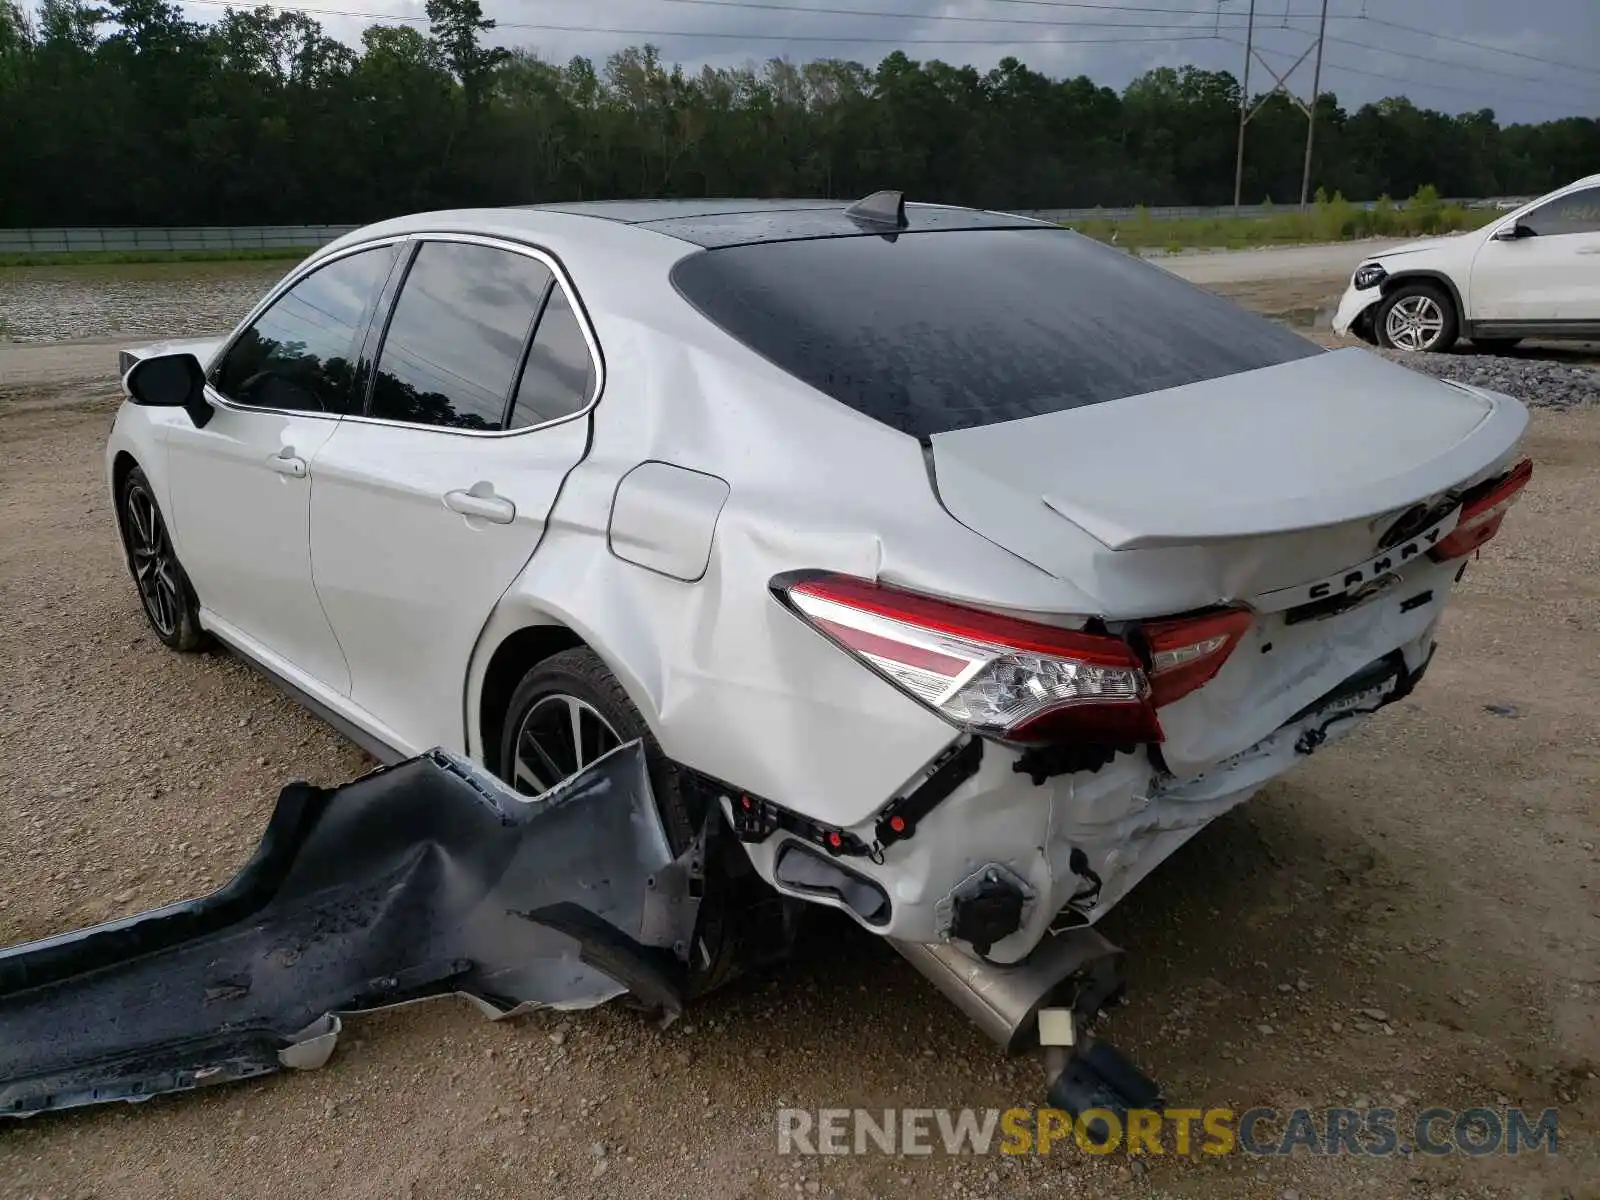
444;484;515;524
267;450;307;477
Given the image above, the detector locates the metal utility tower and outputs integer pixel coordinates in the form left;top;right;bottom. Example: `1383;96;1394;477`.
1229;0;1331;212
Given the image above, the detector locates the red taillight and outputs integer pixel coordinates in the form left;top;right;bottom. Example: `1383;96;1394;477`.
1430;458;1533;560
780;574;1161;745
1141;608;1255;708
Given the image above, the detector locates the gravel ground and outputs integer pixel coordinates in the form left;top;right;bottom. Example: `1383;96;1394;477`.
1372;349;1600;410
0;261;285;343
0;265;1596;1199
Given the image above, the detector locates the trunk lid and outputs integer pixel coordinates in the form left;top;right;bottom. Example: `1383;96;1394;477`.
929;346;1529;778
928;348;1526;606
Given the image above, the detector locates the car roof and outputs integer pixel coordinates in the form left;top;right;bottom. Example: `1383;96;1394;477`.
520;197;1049;248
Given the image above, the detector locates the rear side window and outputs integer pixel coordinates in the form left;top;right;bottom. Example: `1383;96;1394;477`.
510;288;596;429
670;227;1322;440
370;241;553;431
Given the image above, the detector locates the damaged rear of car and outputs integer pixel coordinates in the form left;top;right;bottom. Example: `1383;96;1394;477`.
668;218;1530;953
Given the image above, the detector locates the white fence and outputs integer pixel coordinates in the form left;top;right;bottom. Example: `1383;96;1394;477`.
0;224;361;254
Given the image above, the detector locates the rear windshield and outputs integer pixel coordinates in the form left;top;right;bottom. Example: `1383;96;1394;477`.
670;227;1322;440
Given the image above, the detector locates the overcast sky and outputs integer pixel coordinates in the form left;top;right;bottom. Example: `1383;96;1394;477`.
170;0;1599;124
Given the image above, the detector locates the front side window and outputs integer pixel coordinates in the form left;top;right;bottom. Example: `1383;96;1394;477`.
369;241;553;431
213;245;393;414
1518;187;1600;237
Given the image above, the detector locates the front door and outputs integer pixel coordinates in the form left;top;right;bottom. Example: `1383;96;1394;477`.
165;243;397;693
1470;184;1600;323
308;237;600;754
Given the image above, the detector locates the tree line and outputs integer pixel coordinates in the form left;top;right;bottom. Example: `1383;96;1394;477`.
1;0;1596;227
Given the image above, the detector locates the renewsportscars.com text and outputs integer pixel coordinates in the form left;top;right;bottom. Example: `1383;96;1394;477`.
776;1106;1560;1158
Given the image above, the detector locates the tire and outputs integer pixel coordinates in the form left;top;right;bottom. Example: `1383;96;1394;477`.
1374;282;1458;353
498;647;698;848
1472;336;1523;354
496;647;747;993
118;465;205;651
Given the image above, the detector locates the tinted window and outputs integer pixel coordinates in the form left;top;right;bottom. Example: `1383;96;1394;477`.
213;246;391;413
670;228;1323;439
509;288;596;428
370;242;552;431
1519;187;1600;236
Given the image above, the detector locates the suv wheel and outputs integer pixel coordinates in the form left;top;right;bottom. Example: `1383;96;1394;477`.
1375;282;1458;353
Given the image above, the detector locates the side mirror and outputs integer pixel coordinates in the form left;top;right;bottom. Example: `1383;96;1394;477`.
1492;222;1533;242
124;352;215;429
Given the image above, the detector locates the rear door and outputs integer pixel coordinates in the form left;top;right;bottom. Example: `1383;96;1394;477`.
1470;184;1600;322
167;242;398;693
307;235;600;754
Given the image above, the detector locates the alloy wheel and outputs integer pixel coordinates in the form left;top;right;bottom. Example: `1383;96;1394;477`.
124;483;183;637
1384;294;1446;351
510;693;621;796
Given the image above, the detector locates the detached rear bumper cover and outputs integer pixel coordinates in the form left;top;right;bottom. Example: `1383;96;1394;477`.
0;742;701;1118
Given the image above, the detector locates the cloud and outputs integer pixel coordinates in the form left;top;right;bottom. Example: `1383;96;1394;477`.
174;0;1600;122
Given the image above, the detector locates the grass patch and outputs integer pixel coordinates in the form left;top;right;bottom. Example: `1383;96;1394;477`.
1066;186;1498;251
0;246;316;267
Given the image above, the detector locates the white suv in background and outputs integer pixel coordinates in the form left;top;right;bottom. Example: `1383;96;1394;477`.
1334;172;1600;353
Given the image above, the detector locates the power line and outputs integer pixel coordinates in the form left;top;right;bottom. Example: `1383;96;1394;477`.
1210;7;1600;79
1320;57;1593;113
179;0;1240;34
664;0;1232;14
1325;30;1600;96
167;0;1600;108
182;0;1600;87
175;0;1241;18
1221;36;1592;114
601;0;1237;33
179;2;1225;46
672;0;1600;77
1342;13;1600;78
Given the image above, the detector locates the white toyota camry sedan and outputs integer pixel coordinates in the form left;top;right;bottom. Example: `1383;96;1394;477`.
107;193;1532;983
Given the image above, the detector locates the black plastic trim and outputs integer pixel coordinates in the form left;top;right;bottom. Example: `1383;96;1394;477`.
1469;319;1600;339
220;637;406;765
874;736;982;847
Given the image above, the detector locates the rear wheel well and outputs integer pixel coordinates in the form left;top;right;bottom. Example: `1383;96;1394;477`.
477;624;586;770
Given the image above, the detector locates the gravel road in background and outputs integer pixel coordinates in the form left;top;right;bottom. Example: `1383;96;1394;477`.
1154;238;1417;284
